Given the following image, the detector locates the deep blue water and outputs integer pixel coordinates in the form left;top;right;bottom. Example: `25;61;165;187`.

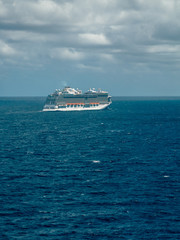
0;97;180;240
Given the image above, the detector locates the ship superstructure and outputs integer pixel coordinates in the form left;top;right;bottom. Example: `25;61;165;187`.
43;87;111;111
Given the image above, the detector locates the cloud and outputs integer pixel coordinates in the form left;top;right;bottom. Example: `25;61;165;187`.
0;0;179;71
153;23;180;42
100;53;114;61
0;40;17;56
77;63;102;71
79;33;111;45
50;48;84;61
146;44;180;54
0;0;7;17
0;0;72;25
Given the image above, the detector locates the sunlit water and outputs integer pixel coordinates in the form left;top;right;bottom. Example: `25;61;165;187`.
0;97;180;239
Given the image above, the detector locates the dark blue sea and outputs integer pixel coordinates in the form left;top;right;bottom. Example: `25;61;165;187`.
0;97;180;240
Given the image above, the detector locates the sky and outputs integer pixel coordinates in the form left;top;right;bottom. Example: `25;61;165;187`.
0;0;180;96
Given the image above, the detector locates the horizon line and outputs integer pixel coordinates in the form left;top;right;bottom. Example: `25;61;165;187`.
0;96;180;98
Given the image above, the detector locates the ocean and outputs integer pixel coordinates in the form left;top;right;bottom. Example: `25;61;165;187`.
0;97;180;239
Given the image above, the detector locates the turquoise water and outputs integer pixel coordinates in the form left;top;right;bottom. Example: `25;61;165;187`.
0;97;180;239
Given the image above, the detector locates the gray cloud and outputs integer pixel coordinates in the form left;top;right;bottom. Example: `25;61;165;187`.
0;22;70;34
153;23;180;42
0;0;180;71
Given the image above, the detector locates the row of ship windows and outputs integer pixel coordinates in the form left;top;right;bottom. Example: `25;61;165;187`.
67;104;83;107
65;104;99;108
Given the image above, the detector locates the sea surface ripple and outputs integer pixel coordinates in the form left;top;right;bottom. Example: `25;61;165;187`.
0;97;180;239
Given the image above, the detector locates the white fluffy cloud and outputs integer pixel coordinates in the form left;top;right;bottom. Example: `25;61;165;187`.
0;40;17;56
79;33;110;45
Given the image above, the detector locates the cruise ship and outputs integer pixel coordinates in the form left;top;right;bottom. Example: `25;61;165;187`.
43;87;112;111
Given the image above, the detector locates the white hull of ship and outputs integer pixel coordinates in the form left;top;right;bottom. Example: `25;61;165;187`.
43;103;111;112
